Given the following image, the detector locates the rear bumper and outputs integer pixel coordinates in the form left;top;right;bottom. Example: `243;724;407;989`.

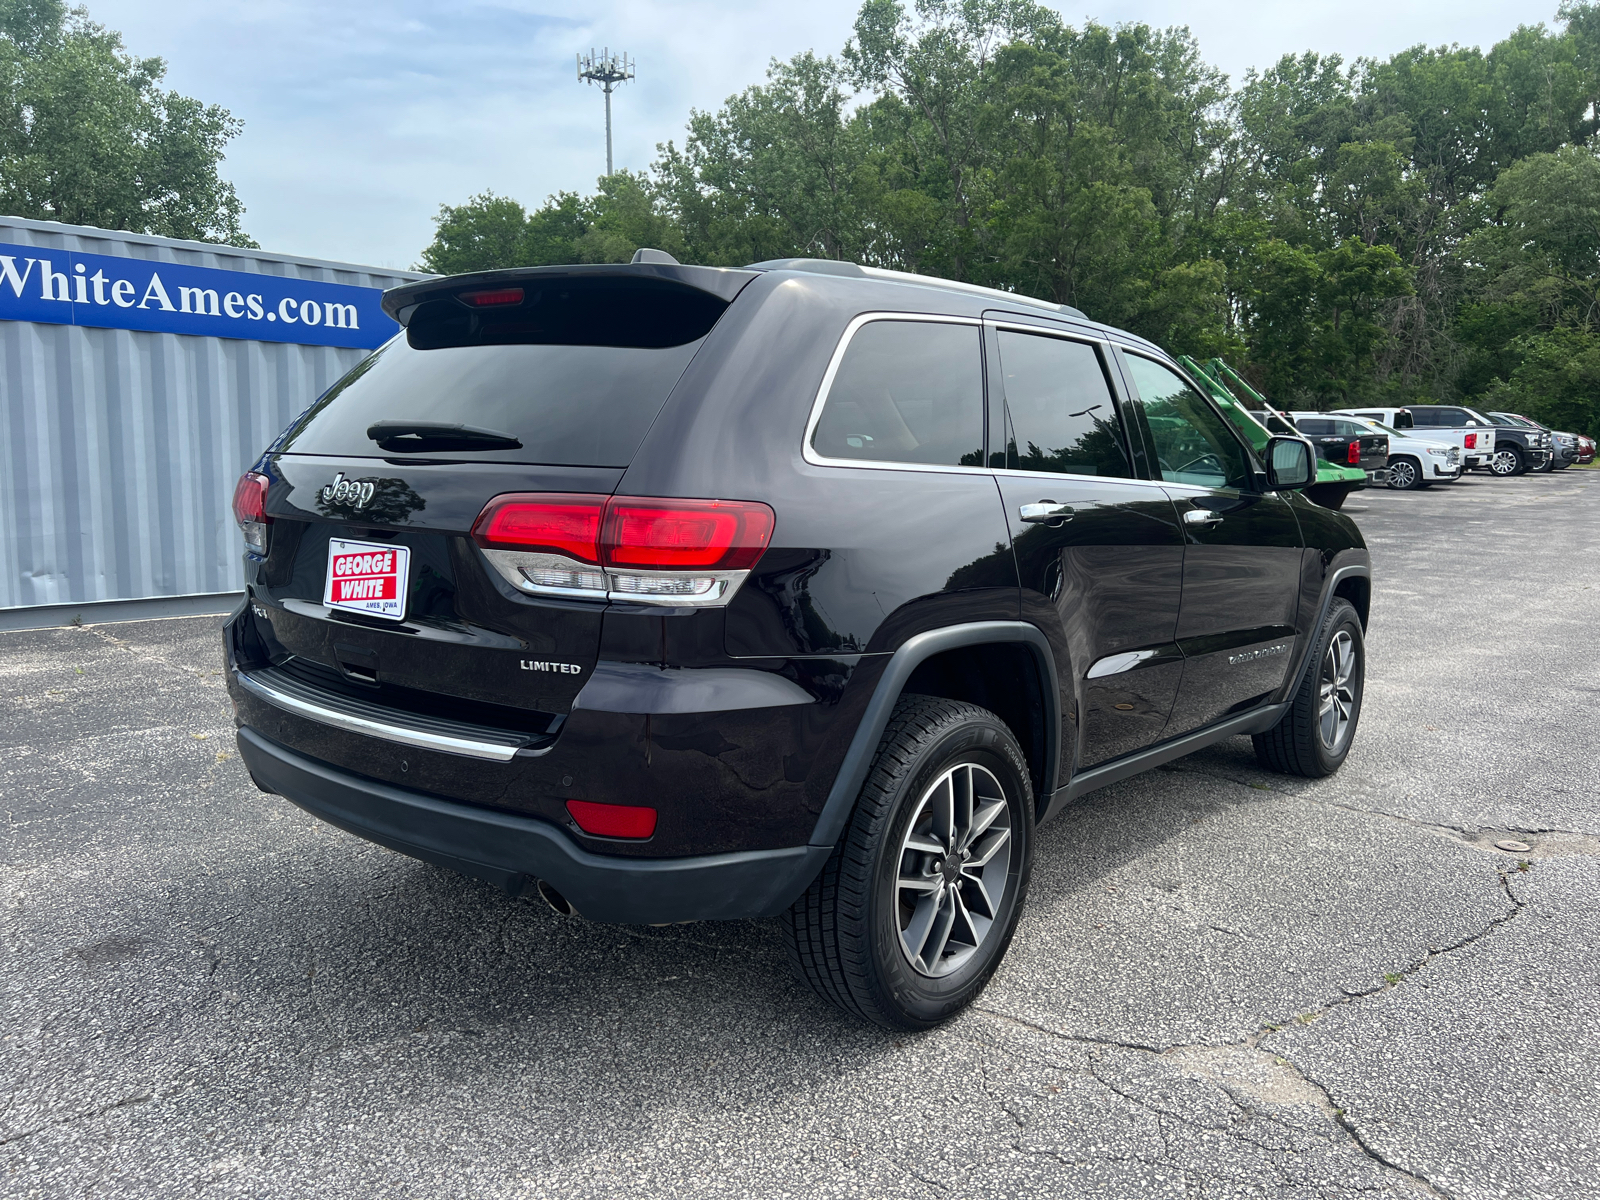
236;726;829;923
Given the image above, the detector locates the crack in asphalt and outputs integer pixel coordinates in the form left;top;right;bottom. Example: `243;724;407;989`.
1160;762;1600;844
974;868;1526;1200
0;1085;187;1148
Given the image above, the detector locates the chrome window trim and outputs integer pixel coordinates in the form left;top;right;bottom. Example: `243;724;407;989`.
802;312;1163;489
801;312;991;475
989;468;1171;492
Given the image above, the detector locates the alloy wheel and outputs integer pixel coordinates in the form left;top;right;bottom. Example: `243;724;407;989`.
1318;631;1358;751
1489;450;1519;476
1388;460;1417;489
895;762;1014;978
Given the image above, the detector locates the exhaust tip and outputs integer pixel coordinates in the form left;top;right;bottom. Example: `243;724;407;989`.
535;878;576;918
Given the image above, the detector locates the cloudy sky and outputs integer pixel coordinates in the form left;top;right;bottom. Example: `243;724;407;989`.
88;0;1540;270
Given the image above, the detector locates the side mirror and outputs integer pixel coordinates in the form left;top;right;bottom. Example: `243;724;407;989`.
1265;435;1315;490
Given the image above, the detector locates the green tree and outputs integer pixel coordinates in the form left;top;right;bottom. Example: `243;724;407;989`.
415;191;531;275
417;174;685;274
0;0;252;244
1490;326;1600;436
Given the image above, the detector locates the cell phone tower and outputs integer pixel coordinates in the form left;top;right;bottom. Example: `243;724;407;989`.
576;48;634;177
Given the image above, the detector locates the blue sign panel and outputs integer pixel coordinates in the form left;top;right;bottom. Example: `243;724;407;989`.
0;241;397;349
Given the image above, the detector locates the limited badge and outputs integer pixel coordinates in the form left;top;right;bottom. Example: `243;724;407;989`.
324;538;410;621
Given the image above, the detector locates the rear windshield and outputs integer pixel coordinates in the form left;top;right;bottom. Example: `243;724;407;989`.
275;279;724;466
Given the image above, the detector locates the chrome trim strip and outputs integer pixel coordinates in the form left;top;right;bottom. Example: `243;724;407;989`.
235;670;526;762
1085;649;1158;679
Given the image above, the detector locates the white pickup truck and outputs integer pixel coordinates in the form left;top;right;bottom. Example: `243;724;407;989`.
1331;405;1496;472
1290;412;1461;489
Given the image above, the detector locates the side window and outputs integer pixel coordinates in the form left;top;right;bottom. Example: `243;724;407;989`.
1410;409;1438;426
1123;355;1254;491
1331;420;1366;437
1296;419;1333;435
992;331;1131;477
811;320;983;467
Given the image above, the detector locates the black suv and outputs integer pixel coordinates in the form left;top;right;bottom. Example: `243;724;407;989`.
226;255;1371;1029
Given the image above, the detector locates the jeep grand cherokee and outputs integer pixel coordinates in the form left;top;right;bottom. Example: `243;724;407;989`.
226;254;1371;1029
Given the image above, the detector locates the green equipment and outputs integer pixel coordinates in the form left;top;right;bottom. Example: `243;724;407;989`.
1174;355;1367;510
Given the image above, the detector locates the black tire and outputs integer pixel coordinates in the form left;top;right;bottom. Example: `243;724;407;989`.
782;695;1034;1030
1253;599;1365;778
1489;446;1526;476
1387;456;1423;490
1533;452;1554;474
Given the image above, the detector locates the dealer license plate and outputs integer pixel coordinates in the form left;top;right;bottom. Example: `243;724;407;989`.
324;538;410;621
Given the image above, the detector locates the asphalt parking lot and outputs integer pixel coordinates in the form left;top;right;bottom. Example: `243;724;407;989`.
3;469;1597;1199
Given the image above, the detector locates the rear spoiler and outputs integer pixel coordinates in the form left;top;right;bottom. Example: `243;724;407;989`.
382;263;760;326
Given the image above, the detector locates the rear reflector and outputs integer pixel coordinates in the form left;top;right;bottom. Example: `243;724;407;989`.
461;287;524;307
566;800;657;839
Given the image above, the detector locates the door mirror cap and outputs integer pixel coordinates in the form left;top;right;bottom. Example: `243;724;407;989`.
1265;435;1316;490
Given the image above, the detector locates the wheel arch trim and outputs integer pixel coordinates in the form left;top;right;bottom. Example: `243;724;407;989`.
1282;562;1371;706
807;621;1060;849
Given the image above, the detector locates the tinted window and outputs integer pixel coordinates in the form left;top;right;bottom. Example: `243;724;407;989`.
1124;355;1253;490
1331;420;1366;436
276;337;703;466
812;320;983;466
277;278;728;466
1296;419;1334;435
993;331;1130;477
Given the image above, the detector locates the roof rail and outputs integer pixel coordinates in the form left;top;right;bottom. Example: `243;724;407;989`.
745;258;1086;320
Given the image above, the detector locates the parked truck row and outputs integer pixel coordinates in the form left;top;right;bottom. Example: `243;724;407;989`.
1175;356;1588;509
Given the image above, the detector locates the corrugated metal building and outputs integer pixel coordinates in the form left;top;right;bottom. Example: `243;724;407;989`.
0;216;425;625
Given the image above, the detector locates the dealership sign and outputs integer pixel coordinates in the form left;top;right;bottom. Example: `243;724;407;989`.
0;241;397;349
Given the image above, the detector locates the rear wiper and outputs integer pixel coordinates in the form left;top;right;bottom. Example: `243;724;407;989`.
366;421;523;452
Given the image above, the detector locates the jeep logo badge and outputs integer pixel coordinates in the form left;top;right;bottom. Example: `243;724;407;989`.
320;472;375;509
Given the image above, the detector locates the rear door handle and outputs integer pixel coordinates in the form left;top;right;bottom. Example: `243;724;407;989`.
1020;502;1075;524
1183;508;1222;527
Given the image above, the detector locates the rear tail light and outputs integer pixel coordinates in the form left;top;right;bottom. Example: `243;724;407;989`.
1347;442;1361;464
1464;433;1477;449
232;471;271;556
602;498;774;570
566;799;657;839
472;493;775;607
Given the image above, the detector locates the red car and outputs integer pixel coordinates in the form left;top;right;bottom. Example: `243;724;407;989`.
1580;435;1596;464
